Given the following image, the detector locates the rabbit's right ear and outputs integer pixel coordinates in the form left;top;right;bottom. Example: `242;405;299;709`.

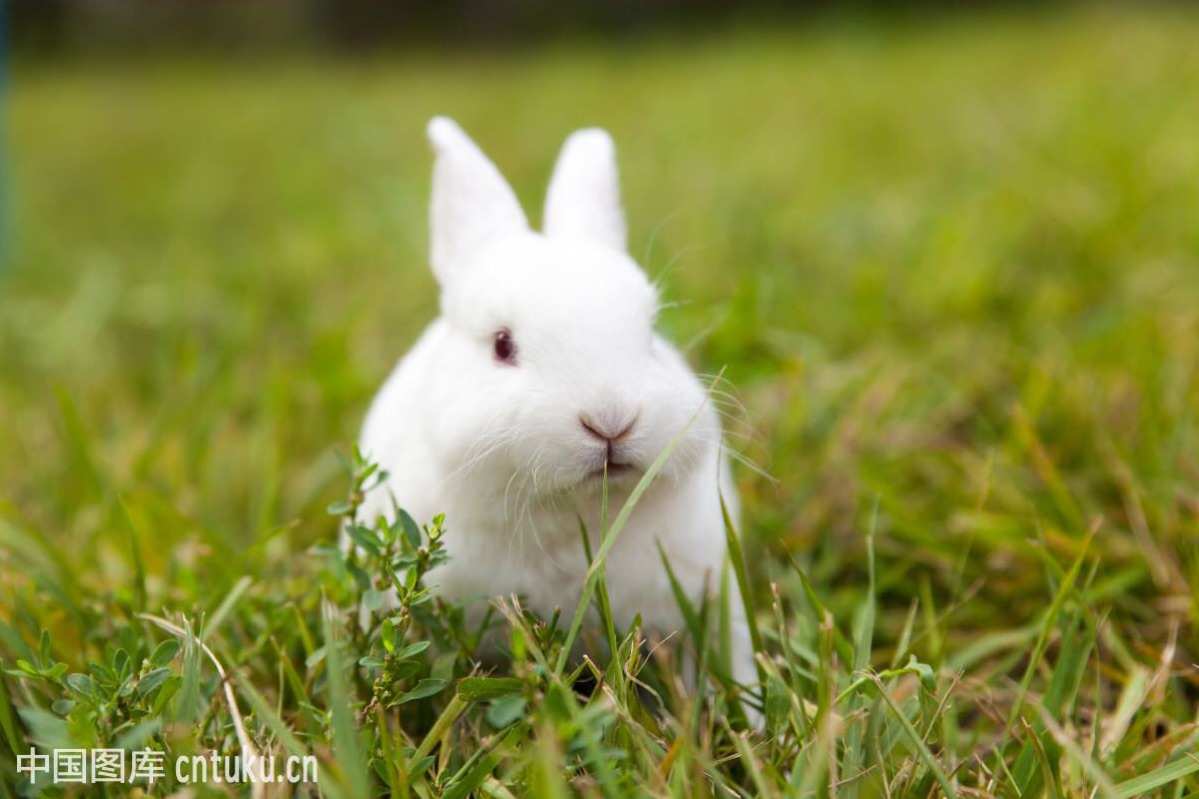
427;117;528;286
543;128;626;252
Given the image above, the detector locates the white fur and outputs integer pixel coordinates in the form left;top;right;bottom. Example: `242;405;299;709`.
359;117;756;700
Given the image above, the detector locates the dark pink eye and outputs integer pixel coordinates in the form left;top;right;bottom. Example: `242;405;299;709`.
493;329;517;365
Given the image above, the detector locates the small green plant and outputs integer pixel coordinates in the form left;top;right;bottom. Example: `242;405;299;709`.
327;449;462;715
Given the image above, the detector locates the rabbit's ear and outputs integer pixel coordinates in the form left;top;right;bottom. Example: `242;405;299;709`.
543;128;627;252
428;117;528;285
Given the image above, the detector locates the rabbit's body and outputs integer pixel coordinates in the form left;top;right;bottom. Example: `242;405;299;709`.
357;117;756;696
360;321;734;638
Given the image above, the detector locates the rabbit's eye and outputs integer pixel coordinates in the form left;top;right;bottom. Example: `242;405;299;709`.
493;329;517;365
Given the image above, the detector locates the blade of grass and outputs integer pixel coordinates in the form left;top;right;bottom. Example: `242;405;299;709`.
577;491;623;696
320;601;369;799
529;723;570;799
843;501;880;799
724;719;777;799
1021;717;1064;799
443;724;526;799
117;495;148;612
414;694;470;765
1036;704;1118;799
787;553;856;667
208;576;253;635
718;559;733;680
719;491;764;684
374;706;406;799
869;673;959;799
658;541;741;722
0;667;24;754
1114;754;1199;798
1007;521;1097;727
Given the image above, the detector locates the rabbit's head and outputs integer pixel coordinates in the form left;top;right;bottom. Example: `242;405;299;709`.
420;117;715;500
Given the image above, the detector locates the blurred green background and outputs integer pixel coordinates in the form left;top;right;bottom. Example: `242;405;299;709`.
2;2;1198;673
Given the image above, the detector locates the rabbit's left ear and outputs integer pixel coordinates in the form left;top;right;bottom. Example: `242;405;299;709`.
543;128;627;252
428;117;529;287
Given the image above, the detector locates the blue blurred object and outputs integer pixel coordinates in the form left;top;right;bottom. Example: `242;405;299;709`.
0;0;7;270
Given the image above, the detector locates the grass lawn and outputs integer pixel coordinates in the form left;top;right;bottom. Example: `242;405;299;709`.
3;5;1199;796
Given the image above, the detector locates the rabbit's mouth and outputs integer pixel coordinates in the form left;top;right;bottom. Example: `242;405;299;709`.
587;461;636;480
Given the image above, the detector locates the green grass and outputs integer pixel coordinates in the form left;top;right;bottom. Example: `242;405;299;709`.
3;6;1199;796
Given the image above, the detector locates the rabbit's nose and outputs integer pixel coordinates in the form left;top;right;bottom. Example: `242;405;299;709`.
580;413;637;443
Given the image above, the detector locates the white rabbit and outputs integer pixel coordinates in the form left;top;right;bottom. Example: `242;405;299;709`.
358;116;757;709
